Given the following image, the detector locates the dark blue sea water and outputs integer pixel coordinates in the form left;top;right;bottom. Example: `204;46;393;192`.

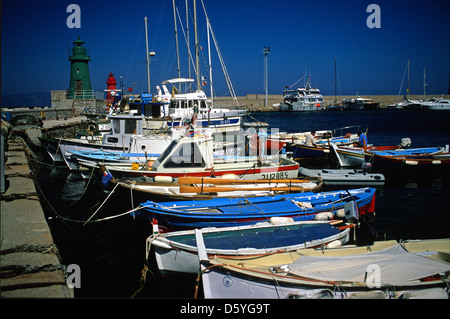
37;109;450;299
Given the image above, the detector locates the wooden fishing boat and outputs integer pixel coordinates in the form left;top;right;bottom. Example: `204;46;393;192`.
365;146;450;175
330;143;404;168
113;176;323;203
138;187;376;230
291;125;368;161
196;235;450;299
298;167;385;186
78;134;300;183
147;219;353;274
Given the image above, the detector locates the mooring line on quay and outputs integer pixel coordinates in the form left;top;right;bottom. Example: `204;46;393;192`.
8;138;134;226
31;170;143;225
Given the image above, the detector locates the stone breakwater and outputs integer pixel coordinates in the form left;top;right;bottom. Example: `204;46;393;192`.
213;94;450;112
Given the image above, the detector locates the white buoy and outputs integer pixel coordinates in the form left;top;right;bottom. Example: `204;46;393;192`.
154;176;173;183
314;212;333;220
270;217;294;224
325;240;342;249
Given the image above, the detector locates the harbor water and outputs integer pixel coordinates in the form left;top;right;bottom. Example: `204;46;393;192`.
36;109;450;298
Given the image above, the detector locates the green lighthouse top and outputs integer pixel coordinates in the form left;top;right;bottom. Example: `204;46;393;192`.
67;37;93;99
69;37;90;61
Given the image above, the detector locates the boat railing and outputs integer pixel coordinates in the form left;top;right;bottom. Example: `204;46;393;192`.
332;125;368;137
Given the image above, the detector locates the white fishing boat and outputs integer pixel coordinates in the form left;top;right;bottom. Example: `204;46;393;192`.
151;78;246;133
197;236;450;299
56;113;180;170
279;77;324;112
78;132;300;182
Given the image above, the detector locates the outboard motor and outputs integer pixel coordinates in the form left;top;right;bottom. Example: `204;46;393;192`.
344;200;359;223
400;137;412;148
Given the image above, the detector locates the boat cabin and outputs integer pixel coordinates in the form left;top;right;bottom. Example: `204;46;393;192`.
152;134;215;171
102;113;144;148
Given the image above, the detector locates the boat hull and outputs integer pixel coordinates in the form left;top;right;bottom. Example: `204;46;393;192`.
367;153;450;176
150;221;351;274
113;178;322;205
292;144;330;161
199;239;450;299
201;262;449;299
365;147;450;176
57;138;127;170
279;102;323;112
139;188;376;230
82;158;300;183
332;145;400;167
298;167;385;186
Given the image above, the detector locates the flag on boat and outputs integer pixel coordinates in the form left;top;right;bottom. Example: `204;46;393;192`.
101;169;113;186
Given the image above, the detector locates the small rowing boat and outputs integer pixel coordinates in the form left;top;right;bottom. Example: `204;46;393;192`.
147;219;353;274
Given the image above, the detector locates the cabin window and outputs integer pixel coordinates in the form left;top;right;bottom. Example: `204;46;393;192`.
106;137;119;143
169;101;178;109
152;140;178;169
124;119;137;134
163;142;205;168
111;119;120;134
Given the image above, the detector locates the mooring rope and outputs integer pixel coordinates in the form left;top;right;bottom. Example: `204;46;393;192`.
83;182;121;226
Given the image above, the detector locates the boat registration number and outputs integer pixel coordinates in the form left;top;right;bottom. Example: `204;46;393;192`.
261;171;289;179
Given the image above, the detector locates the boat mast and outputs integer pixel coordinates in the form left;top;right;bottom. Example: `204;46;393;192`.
334;58;337;104
144;17;151;94
407;60;410;96
172;0;181;85
193;0;201;91
186;0;191;90
206;17;213;107
423;68;426;99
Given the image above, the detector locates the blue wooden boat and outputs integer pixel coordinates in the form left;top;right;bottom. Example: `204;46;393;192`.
369;146;444;157
138;187;376;230
67;149;159;164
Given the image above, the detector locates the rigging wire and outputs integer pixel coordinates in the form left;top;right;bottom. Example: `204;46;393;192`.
125;20;144;86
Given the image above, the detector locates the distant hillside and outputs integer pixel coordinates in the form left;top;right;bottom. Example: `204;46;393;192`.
1;92;51;108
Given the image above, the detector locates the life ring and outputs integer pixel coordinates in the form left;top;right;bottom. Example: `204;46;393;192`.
86;122;98;134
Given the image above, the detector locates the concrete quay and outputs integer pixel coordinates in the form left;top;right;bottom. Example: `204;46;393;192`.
1;136;73;298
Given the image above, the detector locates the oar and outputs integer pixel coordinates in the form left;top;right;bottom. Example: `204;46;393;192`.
178;176;312;185
179;185;311;193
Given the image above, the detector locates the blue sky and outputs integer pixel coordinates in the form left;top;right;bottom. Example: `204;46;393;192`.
2;0;450;101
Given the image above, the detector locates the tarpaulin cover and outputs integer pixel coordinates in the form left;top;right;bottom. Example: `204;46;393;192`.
288;244;450;284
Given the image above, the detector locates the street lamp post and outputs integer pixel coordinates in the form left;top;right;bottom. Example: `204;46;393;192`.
263;46;271;107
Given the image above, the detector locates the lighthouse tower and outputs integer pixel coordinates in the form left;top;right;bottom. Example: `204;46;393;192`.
106;72;117;102
67;37;93;99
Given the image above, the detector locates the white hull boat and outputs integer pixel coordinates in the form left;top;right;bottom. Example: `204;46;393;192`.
148;219;352;274
298;167;385;186
197;236;450;299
